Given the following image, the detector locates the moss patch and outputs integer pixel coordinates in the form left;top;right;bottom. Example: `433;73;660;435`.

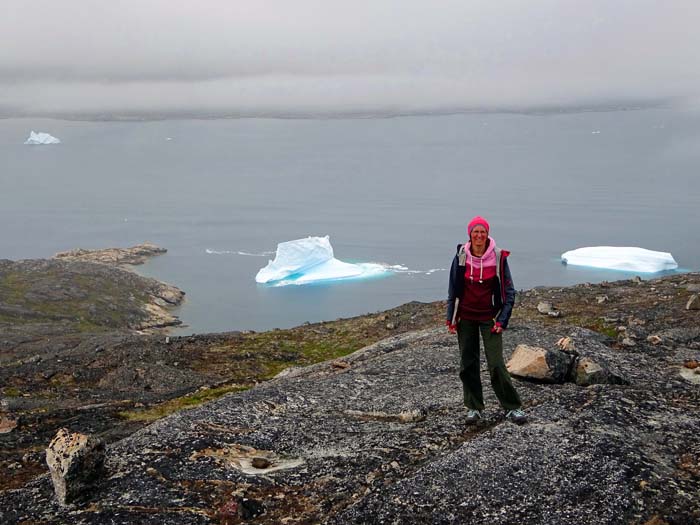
186;302;443;384
118;384;249;422
2;386;22;397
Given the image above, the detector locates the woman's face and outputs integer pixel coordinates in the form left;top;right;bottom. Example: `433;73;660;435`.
470;225;488;248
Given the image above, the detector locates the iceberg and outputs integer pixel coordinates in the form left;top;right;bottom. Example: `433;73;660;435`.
561;246;678;273
255;236;387;285
24;131;61;145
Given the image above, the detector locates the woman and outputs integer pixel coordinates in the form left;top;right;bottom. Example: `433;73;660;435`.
446;216;526;424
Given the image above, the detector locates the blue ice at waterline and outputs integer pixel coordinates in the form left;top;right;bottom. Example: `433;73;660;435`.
255;236;390;286
561;246;678;273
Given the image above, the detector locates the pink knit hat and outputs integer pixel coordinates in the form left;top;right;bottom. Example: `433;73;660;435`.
467;216;490;235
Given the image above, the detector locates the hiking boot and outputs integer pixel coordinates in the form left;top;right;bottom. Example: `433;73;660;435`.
465;409;481;424
505;408;527;424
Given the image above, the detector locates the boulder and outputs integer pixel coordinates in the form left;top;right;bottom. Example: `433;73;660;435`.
680;367;700;385
45;428;105;506
574;358;604;385
537;302;554;314
506;344;574;383
574;357;628;386
686;294;700;310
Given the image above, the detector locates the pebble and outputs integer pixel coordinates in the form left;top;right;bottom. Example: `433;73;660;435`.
252;457;272;469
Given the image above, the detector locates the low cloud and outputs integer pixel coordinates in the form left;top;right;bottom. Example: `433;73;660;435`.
2;1;699;117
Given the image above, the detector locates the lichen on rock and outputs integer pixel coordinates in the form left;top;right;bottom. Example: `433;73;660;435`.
45;428;105;506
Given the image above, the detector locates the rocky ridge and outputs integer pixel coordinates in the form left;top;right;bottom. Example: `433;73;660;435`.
1;271;699;524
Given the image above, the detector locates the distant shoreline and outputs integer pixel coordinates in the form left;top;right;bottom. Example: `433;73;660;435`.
0;98;672;123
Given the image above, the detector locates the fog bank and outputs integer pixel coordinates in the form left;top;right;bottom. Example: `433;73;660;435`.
2;1;698;118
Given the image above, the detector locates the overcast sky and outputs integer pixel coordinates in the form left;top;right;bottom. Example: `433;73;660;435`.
1;0;699;117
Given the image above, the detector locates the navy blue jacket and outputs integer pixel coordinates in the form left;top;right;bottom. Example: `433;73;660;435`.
446;243;516;329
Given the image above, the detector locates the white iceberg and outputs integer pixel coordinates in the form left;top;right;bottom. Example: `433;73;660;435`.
24;131;61;145
561;246;678;273
255;236;388;285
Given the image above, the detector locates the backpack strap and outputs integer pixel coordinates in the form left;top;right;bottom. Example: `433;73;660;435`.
458;244;467;266
495;248;502;280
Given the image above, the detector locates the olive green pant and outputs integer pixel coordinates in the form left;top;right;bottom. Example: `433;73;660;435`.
457;319;521;411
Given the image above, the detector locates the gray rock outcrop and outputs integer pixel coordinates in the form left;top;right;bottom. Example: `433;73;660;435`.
3;321;699;524
3;272;700;524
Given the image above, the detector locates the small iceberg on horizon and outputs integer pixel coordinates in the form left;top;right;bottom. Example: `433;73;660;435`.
561;246;678;273
255;236;388;286
24;131;61;145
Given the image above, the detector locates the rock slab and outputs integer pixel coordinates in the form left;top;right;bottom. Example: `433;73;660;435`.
45;428;105;506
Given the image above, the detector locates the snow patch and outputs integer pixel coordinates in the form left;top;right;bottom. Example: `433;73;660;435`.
561;246;678;273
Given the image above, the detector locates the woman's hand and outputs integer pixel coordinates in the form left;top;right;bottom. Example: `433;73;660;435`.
491;321;504;334
446;320;457;334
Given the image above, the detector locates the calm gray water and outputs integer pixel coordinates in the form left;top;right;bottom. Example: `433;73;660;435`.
1;107;698;333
